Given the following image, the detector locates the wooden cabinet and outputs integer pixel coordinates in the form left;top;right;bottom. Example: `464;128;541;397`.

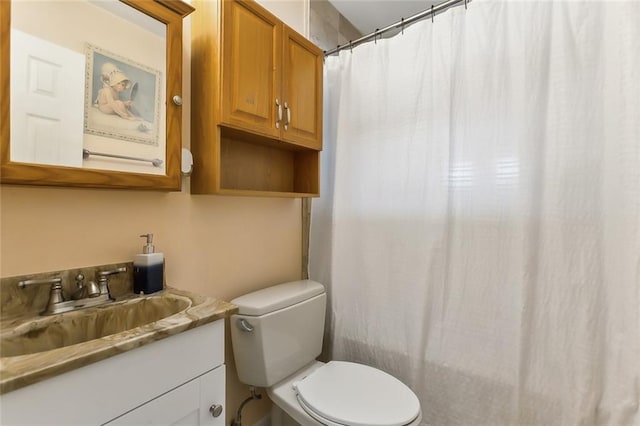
280;26;323;149
221;1;322;149
221;0;281;140
192;0;323;197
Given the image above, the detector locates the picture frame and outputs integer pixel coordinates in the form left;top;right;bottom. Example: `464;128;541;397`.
84;43;162;146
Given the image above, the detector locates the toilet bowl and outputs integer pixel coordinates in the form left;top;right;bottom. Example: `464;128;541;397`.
269;361;422;426
230;280;422;426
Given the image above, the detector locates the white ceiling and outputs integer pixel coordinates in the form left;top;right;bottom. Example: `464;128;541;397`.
328;0;440;36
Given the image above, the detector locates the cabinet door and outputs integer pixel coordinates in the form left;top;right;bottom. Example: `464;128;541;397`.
222;0;281;139
281;26;323;150
106;366;226;426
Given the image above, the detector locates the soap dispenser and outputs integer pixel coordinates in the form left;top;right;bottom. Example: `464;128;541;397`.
133;233;164;294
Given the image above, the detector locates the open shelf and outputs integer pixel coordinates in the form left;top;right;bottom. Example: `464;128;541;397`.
217;127;319;197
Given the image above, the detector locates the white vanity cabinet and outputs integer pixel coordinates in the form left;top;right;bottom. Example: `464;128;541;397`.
0;320;226;425
107;365;225;426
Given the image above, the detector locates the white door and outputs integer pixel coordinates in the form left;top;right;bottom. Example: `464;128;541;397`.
105;366;226;426
10;29;85;167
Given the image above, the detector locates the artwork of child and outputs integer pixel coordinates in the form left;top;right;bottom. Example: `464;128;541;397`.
84;44;160;145
95;62;138;120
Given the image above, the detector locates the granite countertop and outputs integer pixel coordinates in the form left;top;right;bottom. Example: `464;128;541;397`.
0;287;237;394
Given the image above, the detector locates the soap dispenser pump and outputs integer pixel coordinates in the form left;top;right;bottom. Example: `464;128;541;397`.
133;233;164;294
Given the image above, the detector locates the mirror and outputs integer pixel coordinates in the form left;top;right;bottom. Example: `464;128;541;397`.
0;0;193;190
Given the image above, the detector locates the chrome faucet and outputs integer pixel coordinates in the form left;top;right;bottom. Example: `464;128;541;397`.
17;268;126;316
71;273;101;300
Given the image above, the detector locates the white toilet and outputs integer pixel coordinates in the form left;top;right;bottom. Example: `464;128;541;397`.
230;280;422;426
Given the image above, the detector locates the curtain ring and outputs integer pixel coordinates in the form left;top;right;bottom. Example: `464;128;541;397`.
464;0;468;9
431;5;434;22
401;17;404;35
374;28;379;44
349;40;353;53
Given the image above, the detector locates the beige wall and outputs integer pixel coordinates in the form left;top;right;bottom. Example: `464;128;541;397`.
0;187;302;292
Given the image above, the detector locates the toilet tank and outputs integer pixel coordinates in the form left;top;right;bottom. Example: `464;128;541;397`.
230;280;326;388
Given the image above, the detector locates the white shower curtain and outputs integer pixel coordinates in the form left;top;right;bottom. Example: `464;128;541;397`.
309;1;640;424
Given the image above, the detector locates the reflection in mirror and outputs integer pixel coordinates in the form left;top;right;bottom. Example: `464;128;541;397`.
10;0;166;175
0;0;193;190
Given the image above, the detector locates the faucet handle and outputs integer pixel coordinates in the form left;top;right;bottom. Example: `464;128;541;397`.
98;267;127;278
17;277;65;312
18;276;62;289
97;267;126;299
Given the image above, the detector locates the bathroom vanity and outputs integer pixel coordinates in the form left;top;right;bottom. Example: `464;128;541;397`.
0;264;237;425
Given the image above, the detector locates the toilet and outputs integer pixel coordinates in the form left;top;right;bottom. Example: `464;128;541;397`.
230;280;422;426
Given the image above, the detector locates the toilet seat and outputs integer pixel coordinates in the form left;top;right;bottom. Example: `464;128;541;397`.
292;361;420;426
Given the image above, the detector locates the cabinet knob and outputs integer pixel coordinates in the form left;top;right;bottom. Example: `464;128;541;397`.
172;95;183;106
209;404;223;417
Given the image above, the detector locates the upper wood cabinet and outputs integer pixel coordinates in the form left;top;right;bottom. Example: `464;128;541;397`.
221;0;322;150
221;0;281;140
191;0;323;197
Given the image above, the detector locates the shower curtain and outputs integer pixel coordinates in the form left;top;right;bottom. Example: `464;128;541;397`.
309;1;640;424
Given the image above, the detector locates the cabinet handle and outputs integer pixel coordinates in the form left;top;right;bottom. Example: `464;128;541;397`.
284;102;290;131
172;95;183;106
275;99;282;129
209;404;223;417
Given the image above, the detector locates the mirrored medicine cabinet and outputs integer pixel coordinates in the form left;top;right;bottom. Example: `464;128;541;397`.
0;0;193;190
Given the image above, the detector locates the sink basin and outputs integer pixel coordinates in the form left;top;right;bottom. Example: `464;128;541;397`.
0;294;190;357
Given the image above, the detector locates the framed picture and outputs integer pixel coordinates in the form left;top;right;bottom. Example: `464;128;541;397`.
84;43;161;146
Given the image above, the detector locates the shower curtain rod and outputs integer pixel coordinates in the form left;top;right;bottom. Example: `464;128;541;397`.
324;0;469;56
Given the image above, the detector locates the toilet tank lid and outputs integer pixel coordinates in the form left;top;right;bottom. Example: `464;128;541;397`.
231;280;325;316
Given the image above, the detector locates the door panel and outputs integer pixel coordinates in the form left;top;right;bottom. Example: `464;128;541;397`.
106;366;225;426
222;0;281;138
10;29;85;167
281;26;322;150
